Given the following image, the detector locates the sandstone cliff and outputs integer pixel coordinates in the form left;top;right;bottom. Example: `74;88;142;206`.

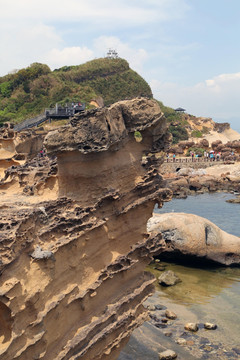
0;98;171;360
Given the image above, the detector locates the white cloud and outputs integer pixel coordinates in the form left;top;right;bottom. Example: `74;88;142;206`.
93;36;148;74
151;72;240;125
0;0;189;25
0;0;189;75
42;47;94;69
0;22;62;75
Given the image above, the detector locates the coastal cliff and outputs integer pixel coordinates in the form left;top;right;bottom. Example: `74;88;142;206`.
0;98;172;359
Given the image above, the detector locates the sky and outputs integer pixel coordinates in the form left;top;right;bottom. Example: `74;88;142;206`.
1;0;240;132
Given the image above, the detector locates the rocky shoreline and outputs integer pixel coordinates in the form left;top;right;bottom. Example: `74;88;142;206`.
163;163;240;199
119;259;240;360
145;279;240;360
119;173;240;359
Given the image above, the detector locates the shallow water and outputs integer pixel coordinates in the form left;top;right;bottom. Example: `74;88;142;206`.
155;192;240;236
118;193;240;359
150;261;240;347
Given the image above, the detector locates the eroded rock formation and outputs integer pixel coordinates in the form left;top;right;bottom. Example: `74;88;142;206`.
148;213;240;265
0;98;172;359
0;123;46;181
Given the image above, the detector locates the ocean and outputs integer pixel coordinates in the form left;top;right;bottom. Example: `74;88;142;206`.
118;192;240;360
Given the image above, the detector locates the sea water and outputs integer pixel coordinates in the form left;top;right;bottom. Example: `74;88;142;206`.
118;193;240;360
155;192;240;237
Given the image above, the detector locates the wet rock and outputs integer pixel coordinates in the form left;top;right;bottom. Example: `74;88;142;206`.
155;323;167;329
188;179;202;191
154;264;167;271
226;196;240;204
161;318;169;323
164;331;173;337
176;338;187;345
158;349;177;359
233;347;240;355
184;323;199;332
201;345;213;352
155;304;166;310
158;270;182;286
149;313;159;322
186;340;195;346
165;310;177;320
199;337;210;345
204;322;217;330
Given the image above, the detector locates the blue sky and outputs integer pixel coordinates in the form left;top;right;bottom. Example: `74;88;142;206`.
1;0;240;132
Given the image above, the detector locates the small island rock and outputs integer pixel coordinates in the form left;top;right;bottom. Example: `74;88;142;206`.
184;323;199;332
176;338;187;345
165;309;177;320
204;322;217;330
158;270;181;286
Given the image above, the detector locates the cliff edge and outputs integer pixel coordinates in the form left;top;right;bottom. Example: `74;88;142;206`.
0;98;171;360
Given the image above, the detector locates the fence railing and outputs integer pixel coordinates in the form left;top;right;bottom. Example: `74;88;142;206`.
164;157;225;163
14;113;47;132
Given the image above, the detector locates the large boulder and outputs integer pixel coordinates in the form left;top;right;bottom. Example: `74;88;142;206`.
188;178;202;191
178;140;195;149
148;213;240;265
225;140;240;149
199;138;209;148
214;122;230;133
211;140;222;149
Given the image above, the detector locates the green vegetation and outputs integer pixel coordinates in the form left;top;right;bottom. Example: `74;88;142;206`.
0;58;152;126
169;124;189;144
191;130;203;138
157;101;189;144
202;126;210;134
157;101;182;123
134;130;143;142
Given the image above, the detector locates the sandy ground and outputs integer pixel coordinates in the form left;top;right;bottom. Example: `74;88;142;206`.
204;162;240;177
192;128;240;144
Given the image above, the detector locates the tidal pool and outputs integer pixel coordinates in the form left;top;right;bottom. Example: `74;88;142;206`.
118;193;240;360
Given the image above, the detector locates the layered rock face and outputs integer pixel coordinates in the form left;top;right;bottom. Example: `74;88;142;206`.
0;123;45;180
0;98;171;360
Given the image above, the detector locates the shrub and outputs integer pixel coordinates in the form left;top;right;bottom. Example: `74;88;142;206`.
134;131;142;142
202;126;210;134
191;130;203;138
0;82;13;97
169;124;189;144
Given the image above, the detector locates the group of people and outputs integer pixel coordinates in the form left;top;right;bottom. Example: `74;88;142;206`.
203;151;222;161
166;149;235;162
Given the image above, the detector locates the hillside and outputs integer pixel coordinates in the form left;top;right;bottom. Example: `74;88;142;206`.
158;101;240;146
0;58;152;125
